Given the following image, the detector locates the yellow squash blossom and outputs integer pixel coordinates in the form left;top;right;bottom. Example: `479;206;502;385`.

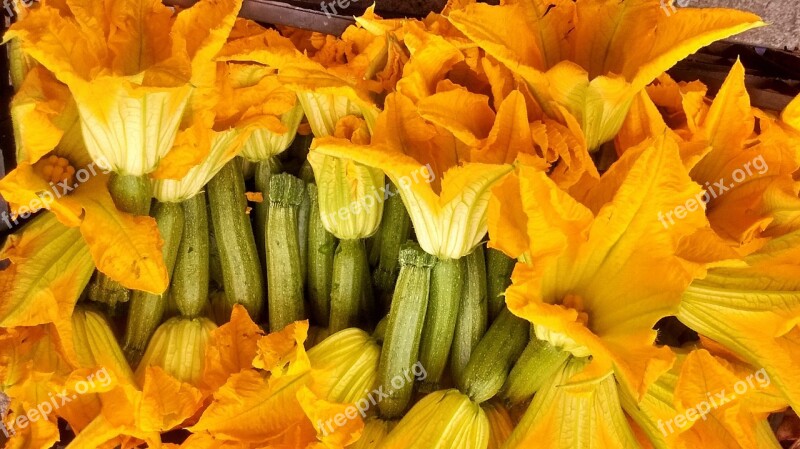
504;357;640;449
151;62;296;202
5;0;243;177
190;320;368;448
447;0;764;150
489;136;710;401
378;389;489;449
677;228;800;412
219;19;391;137
0;67;168;320
312;91;513;260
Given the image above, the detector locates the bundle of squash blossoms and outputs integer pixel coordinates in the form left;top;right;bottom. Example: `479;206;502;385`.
1;0;800;448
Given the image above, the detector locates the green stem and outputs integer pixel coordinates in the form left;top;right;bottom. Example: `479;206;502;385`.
500;336;569;404
266;173;306;331
207;158;264;320
172;193;210;317
254;157;282;280
450;246;488;385
108;172;152;216
307;184;337;327
88;174;152;307
378;243;436;419
457;306;529;403
373;185;411;296
418;256;465;390
329;238;369;332
122;202;184;366
486;248;515;322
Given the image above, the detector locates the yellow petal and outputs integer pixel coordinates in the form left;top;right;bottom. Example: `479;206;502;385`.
0;212;93;327
677;229;800;411
297;386;364;448
202;304;265;392
505;357;639;449
59;175;169;294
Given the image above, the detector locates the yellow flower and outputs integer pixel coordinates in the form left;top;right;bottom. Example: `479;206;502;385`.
483;401;514;449
306;328;381;404
447;0;763;150
135;316;218;388
489;135;710;400
677;228;800;412
191;321;374;447
313;92;513;259
378;389;489;449
5;0;244;176
504;357;639;449
309;116;385;240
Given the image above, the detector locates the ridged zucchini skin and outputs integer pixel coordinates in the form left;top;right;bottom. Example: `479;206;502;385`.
378;243;436;418
172;193;210;317
457;307;529;403
207;158;264;320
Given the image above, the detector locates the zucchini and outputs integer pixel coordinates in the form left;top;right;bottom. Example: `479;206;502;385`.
378;243;436;418
457;306;528;403
266;173;307;331
172;193;210;317
207;158;264;320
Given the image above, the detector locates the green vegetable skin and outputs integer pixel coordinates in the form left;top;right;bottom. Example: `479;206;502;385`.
171;193;210;317
378;243;436;418
207;158;264;320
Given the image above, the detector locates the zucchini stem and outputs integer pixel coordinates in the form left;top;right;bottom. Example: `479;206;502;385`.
450;245;488;385
307;184;337;327
378;243;436;418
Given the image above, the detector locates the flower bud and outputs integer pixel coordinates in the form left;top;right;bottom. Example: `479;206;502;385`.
135;316;217;387
379;389;490;449
307;328;381;404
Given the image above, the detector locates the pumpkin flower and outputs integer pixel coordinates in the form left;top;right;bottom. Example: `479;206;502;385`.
218;19;393;137
4;0;244;178
504;356;641;449
0;67;168;299
134;316;218;388
190;319;375;447
623;346;787;449
313;92;512;260
378;389;490;449
677;228;800;412
489;135;711;401
447;0;764;150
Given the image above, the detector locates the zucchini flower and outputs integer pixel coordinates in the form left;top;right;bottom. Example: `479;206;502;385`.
447;0;763;150
307;328;381;404
135;316;218;387
677;228;800;412
623;347;787;449
488;135;711;401
622;61;800;254
504;357;640;449
4;0;244;177
0;67;168;296
379;389;490;449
